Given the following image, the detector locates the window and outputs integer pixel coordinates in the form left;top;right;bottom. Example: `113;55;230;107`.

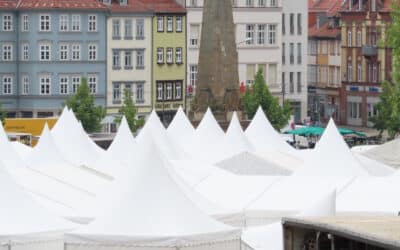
282;14;285;35
268;24;276;44
71;44;80;60
297;72;301;93
166;82;173;100
367;103;378;118
40;15;51;31
113;19;120;38
136;83;144;103
371;0;376;11
2;44;12;61
257;24;265;45
125;19;133;39
246;64;255;85
22;15;29;31
297;43;302;64
258;0;266;7
113;50;120;68
88;15;97;32
372;63;377;82
290;13;294;35
136;50;144;68
348;102;361;119
88;44;97;61
157;48;164;64
347;29;352;46
289;72;294;93
321;40;328;54
124;51;132;68
309;40;317;55
3;14;12;31
356;30;362;47
72;76;80;93
246;24;255;45
157;16;164;32
39;43;51;61
59;76;68;94
297;13;302;35
268;64;277;85
59;44;68;60
190;24;200;47
175;81;182;99
166;48;173;64
175;47;182;64
113;83;121;103
157;82;163;101
246;0;254;7
71;15;81;31
321;66;327;83
88;75;97;94
136;19;144;39
282;43;285;64
167;16;173;32
59;15;68;31
22;44;29;61
2;76;12;95
289;43;294;64
357;63;362;82
282;72;285;94
176;16;182;32
191;0;197;7
39;75;51;95
190;65;198;88
347;63;353;82
270;0;277;6
22;75;29;95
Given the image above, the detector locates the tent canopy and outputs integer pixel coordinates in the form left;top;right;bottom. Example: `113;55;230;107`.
286;126;366;137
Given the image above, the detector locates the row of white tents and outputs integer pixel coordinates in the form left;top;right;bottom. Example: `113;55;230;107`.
1;106;399;250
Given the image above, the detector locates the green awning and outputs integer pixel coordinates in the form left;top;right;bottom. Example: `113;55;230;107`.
285;126;366;137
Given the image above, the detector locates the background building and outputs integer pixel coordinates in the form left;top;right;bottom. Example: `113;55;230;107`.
186;0;283;115
339;0;392;127
0;0;108;118
308;0;343;124
104;0;153;118
282;0;309;122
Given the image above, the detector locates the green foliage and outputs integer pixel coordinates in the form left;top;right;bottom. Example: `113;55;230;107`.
242;69;292;130
370;1;400;138
114;89;145;133
0;102;6;125
66;77;106;133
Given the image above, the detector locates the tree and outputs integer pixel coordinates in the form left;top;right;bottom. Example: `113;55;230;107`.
66;77;106;133
242;68;292;130
114;88;145;133
0;102;6;125
370;1;400;138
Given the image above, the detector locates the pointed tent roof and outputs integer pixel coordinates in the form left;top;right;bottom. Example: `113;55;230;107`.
293;119;368;177
196;108;225;139
67;138;240;246
11;141;33;160
0;161;74;239
297;189;336;216
167;106;195;148
353;154;395;176
0;121;26;170
223;112;254;157
362;138;400;168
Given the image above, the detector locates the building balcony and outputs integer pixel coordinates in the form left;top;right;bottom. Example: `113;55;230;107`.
362;45;377;57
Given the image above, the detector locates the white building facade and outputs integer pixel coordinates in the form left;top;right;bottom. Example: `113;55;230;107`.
282;0;308;122
106;5;153;117
186;0;283;102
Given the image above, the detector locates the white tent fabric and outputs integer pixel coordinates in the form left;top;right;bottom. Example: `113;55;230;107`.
351;145;377;153
167;106;195;148
0;122;26;170
353;153;395;176
293;119;368;177
11;141;33;159
216;151;292;176
361;138;400;168
223;112;254;157
25;124;110;196
66;139;241;249
0;161;75;248
337;176;400;216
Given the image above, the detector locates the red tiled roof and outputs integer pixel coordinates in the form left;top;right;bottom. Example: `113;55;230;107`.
139;0;186;14
0;0;18;10
17;0;107;10
381;0;392;12
109;0;152;13
309;0;344;16
309;22;341;38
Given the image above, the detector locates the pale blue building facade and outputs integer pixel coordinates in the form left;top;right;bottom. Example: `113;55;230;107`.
0;2;108;117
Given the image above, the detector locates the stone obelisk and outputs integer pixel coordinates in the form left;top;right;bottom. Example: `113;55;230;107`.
192;0;240;121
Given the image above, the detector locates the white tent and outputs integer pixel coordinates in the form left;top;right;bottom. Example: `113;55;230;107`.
167;106;195;148
361;138;400;168
26;124;110;196
66;139;241;249
337;176;400;216
0;161;75;249
293;119;368;177
0;121;26;170
11;141;33;159
223;112;254;156
353;153;395;176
